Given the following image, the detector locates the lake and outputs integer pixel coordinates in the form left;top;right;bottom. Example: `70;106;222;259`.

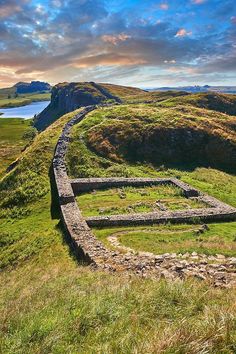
0;101;50;119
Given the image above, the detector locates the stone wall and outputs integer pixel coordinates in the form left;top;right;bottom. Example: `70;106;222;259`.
53;106;236;287
86;208;236;227
71;176;236;227
53;105;112;265
71;177;172;193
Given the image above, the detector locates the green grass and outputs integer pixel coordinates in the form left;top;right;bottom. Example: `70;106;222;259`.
1;104;236;353
66;104;236;178
158;92;236;116
2;255;236;353
93;222;236;257
0;118;32;179
66;106;236;206
77;185;206;217
0;92;50;108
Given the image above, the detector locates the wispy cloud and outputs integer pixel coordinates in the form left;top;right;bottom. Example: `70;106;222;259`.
175;28;192;37
192;0;206;4
101;33;131;45
159;3;169;10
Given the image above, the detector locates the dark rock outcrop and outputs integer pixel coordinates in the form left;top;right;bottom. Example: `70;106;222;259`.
34;82;122;131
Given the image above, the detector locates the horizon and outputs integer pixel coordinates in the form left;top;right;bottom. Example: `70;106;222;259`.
3;80;236;90
0;0;236;88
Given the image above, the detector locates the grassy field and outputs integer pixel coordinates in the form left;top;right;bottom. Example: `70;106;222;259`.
0;92;50;108
93;222;236;257
1;101;236;352
0;118;32;179
77;185;206;217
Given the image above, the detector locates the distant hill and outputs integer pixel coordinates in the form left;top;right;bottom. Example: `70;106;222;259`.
150;85;236;94
0;81;51;100
159;92;236;116
14;81;51;94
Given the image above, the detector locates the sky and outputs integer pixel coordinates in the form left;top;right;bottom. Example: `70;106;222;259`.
0;0;236;88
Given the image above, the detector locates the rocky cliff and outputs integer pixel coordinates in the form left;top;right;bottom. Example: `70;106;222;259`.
34;82;124;130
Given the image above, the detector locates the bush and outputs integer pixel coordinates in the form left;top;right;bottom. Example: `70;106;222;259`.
22;127;38;142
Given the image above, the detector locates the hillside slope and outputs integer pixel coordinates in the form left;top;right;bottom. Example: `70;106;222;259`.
34;82;189;130
1;103;236;352
160;92;236;116
34;81;236;132
66;104;236;174
34;82;139;130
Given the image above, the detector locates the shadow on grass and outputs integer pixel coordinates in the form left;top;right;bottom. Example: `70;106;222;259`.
49;162;61;220
55;220;92;266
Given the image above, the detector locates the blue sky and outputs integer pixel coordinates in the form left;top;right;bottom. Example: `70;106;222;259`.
0;0;235;87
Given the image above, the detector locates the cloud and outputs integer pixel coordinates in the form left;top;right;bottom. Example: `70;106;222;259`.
74;53;146;67
192;0;206;4
0;0;235;87
101;33;131;45
159;3;169;10
0;0;29;18
231;16;236;24
175;28;192;37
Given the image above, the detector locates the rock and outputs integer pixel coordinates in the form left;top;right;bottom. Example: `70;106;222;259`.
216;254;226;260
191;252;198;257
194;273;207;281
160;270;176;281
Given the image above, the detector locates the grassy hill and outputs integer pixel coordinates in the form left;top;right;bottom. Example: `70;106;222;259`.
159;92;236;116
1;86;236;352
34;82;189;130
0;118;32;178
0;92;51;108
0;83;51;108
67;104;236;174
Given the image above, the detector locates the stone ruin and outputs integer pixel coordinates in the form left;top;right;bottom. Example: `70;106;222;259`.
53;105;236;287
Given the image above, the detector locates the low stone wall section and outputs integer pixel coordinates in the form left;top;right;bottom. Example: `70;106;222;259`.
71;177;200;197
170;178;199;197
71;177;174;193
86;207;236;227
71;176;236;226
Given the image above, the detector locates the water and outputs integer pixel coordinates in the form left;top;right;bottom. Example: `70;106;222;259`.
0;101;50;119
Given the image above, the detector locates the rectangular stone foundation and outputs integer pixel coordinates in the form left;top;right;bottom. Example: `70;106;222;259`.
72;177;236;227
71;177;200;197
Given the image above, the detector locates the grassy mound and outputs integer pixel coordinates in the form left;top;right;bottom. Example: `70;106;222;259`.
67;104;236;174
34;82;191;130
159;92;236;116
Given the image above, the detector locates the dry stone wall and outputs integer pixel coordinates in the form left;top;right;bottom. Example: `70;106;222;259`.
53;106;236;287
71;177;236;227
